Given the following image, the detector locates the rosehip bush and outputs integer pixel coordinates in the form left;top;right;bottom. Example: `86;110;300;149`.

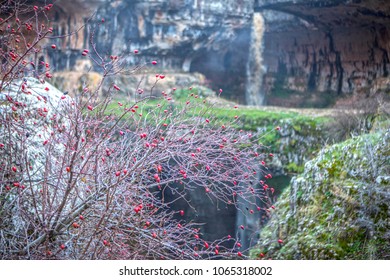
0;2;272;259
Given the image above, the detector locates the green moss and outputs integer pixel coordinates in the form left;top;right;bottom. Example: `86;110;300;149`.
252;130;390;260
286;162;304;173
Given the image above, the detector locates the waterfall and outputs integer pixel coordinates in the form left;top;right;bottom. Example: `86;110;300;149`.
245;13;265;106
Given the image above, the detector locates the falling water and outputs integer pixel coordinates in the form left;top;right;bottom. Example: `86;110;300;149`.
245;13;265;106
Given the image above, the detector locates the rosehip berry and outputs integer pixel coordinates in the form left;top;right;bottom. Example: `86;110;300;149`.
113;84;120;91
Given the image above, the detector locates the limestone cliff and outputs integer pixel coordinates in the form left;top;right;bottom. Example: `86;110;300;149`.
255;0;390;105
38;0;390;105
49;0;253;70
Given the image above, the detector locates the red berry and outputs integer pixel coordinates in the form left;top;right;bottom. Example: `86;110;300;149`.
113;84;120;91
237;252;242;257
204;242;209;249
72;222;79;228
278;239;283;244
60;244;65;250
179;210;184;216
152;61;157;65
134;49;139;54
51;44;56;49
11;166;17;172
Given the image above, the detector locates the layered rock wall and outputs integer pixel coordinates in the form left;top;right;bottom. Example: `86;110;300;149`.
18;0;390;104
48;0;253;70
256;0;390;103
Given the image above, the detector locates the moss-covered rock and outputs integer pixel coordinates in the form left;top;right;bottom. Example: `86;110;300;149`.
251;129;390;259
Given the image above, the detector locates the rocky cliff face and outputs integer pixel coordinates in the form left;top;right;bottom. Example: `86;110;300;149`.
255;0;390;105
35;0;256;102
47;0;390;105
47;0;253;90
